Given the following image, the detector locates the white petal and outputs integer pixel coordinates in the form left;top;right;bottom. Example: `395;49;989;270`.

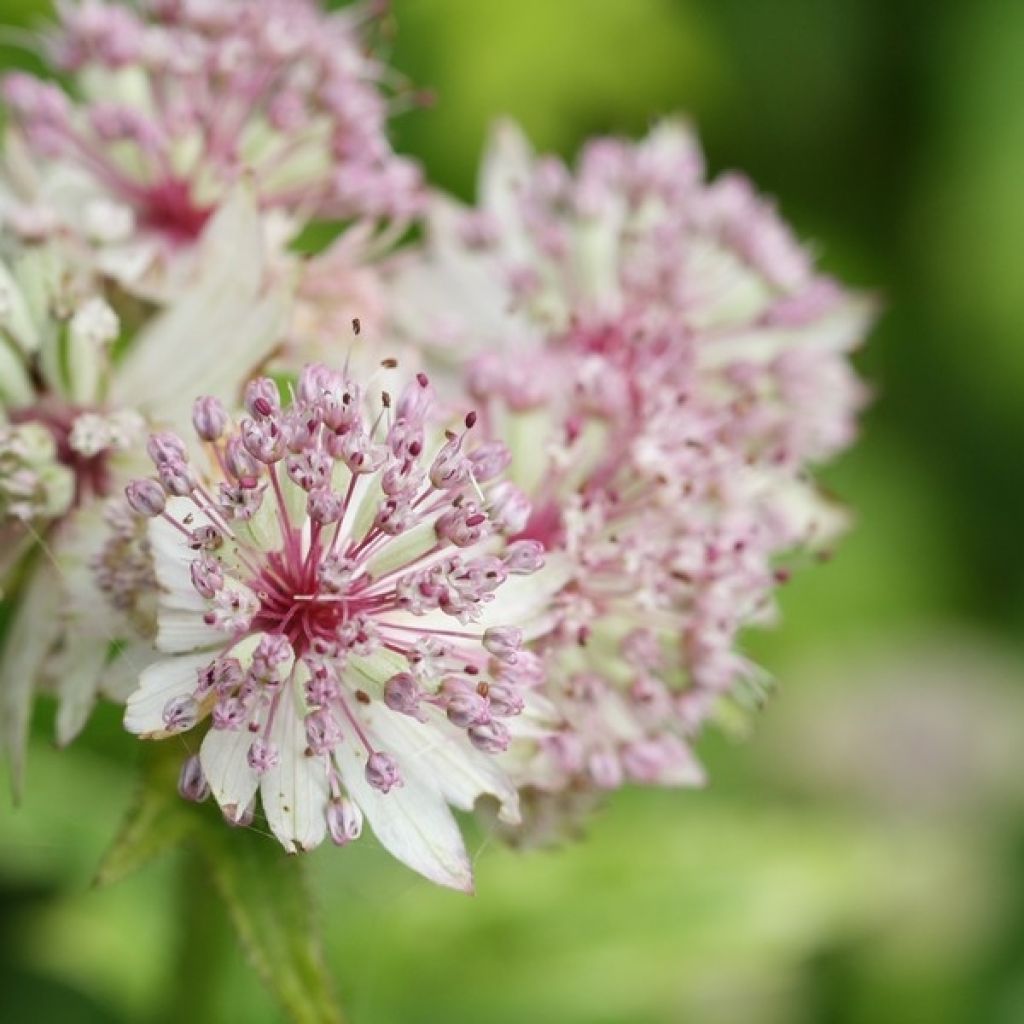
260;690;329;853
201;726;259;823
124;652;210;737
370;705;520;826
52;634;110;746
110;187;289;430
150;501;210;613
0;562;61;795
334;731;474;892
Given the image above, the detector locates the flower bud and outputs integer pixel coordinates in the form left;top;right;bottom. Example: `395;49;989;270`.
192;396;229;441
243;376;281;418
307;486;344;524
177;754;209;802
503;539;544;574
488;481;532;534
467;440;511;482
365;750;402;793
224;435;261;478
162;694;199;732
147;431;187;465
125;477;166;517
383;672;422;717
468;719;510;754
327;798;363;846
247;737;280;774
483;626;523;662
304;709;342;755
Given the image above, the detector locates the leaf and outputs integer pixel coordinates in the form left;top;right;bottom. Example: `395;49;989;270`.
94;747;197;887
196;823;344;1024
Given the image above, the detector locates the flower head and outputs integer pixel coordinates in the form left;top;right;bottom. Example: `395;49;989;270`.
122;364;558;889
386;121;874;804
2;0;422;289
0;191;286;789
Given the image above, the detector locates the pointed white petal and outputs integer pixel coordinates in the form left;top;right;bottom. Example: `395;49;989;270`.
370;705;520;826
124;652;210;737
52;634;110;746
201;725;260;823
0;562;61;795
260;691;329;853
334;732;474;892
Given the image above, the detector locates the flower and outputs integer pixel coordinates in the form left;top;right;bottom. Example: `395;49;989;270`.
121;363;563;889
385;121;874;805
1;0;422;294
0;189;286;790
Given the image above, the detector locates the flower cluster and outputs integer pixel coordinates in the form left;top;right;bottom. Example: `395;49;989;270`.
0;0;874;890
2;0;421;288
387;121;873;805
122;364;557;888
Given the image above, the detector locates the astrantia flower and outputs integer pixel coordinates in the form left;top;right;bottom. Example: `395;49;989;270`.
385;121;874;805
121;364;562;889
1;0;422;294
0;190;286;788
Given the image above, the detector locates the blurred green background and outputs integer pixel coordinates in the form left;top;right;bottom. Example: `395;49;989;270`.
2;1;1024;1021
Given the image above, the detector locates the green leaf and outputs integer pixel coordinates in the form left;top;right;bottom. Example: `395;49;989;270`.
94;747;197;888
196;823;344;1024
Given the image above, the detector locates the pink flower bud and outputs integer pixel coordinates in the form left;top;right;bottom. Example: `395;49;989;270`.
192;395;229;441
162;694;199;732
468;719;510;754
158;457;195;497
241;417;285;464
365;750;402;793
504;539;544;574
190;554;223;598
247;737;280;774
224;435;260;478
327;798;363;846
383;672;422;717
243;377;281;419
304;709;342;755
484;683;524;717
467;441;511;482
125;477;166;517
488;481;531;535
178;754;209;802
483;626;523;661
436;502;490;547
147;431;187;465
307;486;345;524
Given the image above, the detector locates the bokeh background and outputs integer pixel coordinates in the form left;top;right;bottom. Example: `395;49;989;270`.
2;1;1024;1021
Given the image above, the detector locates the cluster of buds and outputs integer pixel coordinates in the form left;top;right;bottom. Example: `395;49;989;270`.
120;364;554;885
2;0;423;255
387;120;872;802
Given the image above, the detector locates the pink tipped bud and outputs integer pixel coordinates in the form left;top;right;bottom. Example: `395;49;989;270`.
468;719;510;754
483;626;523;661
178;754;210;802
241;417;285;464
247;737;280;774
365;750;402;793
224;799;256;829
190;554;223;598
327;798;363;846
444;687;490;728
488;481;532;535
429;436;468;490
162;694;199;733
396;373;432;423
158;456;196;497
147;431;188;465
192;396;229;441
304;709;342;755
484;683;524;717
243;377;281;419
467;441;511;482
307;486;345;524
383;672;422;717
224;436;261;478
125;477;166;517
436;502;490;547
504;539;544;574
587;749;624;790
